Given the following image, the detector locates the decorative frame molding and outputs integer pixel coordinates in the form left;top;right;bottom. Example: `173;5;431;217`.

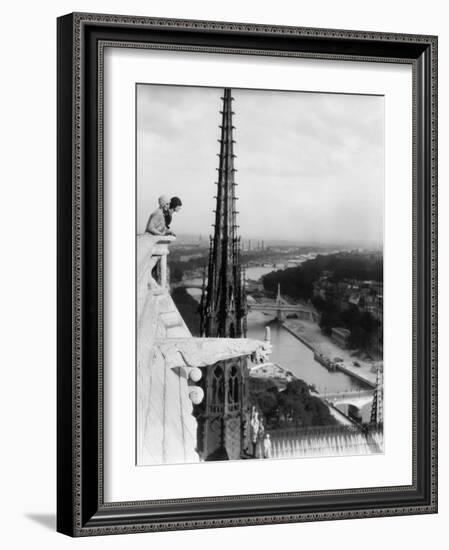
57;12;438;536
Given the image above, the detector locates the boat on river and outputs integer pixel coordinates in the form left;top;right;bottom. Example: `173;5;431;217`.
313;351;337;371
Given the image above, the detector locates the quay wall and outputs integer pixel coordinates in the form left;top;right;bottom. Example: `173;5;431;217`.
281;322;375;389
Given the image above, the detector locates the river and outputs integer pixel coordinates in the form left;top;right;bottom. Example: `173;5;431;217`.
183;266;277;291
182;264;367;394
246;310;366;394
244;265;284;280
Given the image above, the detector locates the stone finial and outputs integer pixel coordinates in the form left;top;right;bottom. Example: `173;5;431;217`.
189;386;204;405
188;367;202;382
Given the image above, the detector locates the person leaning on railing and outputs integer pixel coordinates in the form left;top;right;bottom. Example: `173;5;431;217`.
145;195;182;236
163;197;182;236
145;195;170;236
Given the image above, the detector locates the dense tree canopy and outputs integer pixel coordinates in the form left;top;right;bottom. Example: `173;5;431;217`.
316;302;380;351
249;378;336;429
262;253;383;301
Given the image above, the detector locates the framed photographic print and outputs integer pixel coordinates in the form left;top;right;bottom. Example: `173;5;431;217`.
57;12;438;536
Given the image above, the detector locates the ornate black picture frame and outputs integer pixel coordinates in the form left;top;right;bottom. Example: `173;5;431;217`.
57;12;438;536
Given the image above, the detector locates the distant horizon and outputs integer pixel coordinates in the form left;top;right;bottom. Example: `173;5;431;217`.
170;232;383;251
137;84;384;246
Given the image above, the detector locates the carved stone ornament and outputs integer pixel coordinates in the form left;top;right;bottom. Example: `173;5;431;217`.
156;337;273;369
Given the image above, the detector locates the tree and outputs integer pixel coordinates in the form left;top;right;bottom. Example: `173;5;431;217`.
262;253;383;302
319;307;342;336
340;304;361;327
249;378;336;429
170;267;184;283
312;295;326;311
350;325;369;350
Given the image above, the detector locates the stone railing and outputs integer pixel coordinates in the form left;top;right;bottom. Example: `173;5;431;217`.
137;234;175;322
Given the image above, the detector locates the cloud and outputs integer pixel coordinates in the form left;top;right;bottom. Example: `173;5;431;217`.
136;84;384;245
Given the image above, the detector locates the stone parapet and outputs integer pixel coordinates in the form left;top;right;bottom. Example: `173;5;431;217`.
136;234;272;465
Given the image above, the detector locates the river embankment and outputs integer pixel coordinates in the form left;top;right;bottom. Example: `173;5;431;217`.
282;319;377;388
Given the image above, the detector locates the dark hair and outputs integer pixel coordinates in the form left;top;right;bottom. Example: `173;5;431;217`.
170;196;182;209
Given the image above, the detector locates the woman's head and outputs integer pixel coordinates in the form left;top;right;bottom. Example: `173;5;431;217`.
170;196;182;212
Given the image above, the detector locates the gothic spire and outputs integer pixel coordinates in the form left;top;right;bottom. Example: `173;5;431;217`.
370;364;383;425
200;88;247;338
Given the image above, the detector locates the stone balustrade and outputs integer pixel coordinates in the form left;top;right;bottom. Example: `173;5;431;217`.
136;233;273;465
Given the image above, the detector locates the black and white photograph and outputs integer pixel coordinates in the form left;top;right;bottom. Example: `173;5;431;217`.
136;83;384;466
51;7;438;540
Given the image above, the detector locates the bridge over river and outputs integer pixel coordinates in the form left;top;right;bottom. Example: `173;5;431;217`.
320;389;374;408
249;284;318;322
173;280;317;322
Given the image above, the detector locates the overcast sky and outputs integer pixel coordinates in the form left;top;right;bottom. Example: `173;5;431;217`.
137;84;384;246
